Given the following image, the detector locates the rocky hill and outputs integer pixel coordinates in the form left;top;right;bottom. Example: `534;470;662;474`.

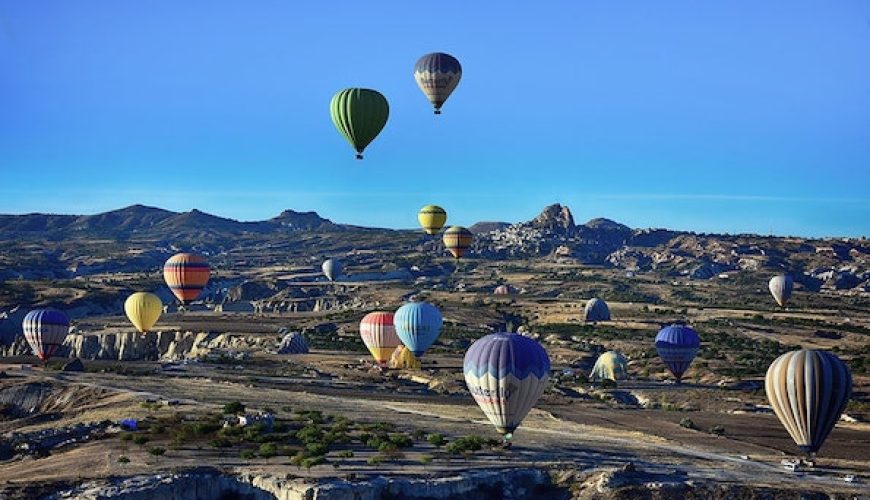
0;205;339;241
0;204;867;293
472;204;869;291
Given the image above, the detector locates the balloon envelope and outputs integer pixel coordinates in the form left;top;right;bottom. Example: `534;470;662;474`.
22;309;69;361
388;345;421;370
589;351;628;381
584;298;611;322
418;205;447;235
329;88;389;159
124;292;162;333
769;274;794;307
655;324;700;382
163;253;210;305
463;332;550;437
414;52;462;114
493;285;511;295
442;226;473;260
276;332;309;354
765;349;851;454
322;259;342;282
394;301;442;357
360;312;401;364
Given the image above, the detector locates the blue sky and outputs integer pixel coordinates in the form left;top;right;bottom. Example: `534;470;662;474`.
1;1;868;237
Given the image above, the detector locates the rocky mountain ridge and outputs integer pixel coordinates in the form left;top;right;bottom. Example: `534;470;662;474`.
1;203;867;294
0;204;338;240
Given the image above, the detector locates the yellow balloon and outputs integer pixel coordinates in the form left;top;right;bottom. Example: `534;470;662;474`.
417;205;447;235
124;292;163;333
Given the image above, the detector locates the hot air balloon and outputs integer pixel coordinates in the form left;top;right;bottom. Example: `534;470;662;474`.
463;333;550;441
584;298;610;322
493;285;511;295
589;351;628;382
22;309;70;362
765;350;851;455
414;52;462;115
322;258;342;282
163;253;210;305
655;324;700;383
769;274;794;307
360;311;401;364
418;205;447;235
330;88;389;159
276;332;309;354
388;345;421;370
124;292;162;333
394;301;442;357
443;226;473;260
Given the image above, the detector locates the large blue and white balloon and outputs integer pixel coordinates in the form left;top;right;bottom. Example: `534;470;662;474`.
655;324;700;383
463;333;550;440
394;301;443;357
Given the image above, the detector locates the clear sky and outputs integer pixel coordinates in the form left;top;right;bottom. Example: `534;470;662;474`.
1;1;868;237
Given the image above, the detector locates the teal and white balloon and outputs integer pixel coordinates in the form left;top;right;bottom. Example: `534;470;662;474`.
393;301;442;357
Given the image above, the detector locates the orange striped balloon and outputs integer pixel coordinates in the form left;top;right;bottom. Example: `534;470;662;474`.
442;226;473;260
163;253;210;304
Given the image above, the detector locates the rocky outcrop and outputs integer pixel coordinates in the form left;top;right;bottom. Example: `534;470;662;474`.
532;203;575;231
39;466;861;500
60;331;267;361
48;468;556;500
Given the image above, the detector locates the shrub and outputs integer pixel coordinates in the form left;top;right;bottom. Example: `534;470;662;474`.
223;402;246;415
120;433;133;442
679;418;695;430
367;454;386;465
240;450;256;460
306;442;329;457
419;455;433;464
258;443;278;458
388;433;413;448
290;451;305;468
132;435;150;446
192;421;222;435
297;425;324;444
148;446;166;457
446;435;485;455
336;450;354;458
117;456;130;464
412;429;426;440
710;425;725;437
426;433;447;447
210;438;232;448
302;456;326;469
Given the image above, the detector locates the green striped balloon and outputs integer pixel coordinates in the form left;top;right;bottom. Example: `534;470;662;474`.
330;88;389;159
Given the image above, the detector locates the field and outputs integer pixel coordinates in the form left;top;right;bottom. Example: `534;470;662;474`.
1;259;868;498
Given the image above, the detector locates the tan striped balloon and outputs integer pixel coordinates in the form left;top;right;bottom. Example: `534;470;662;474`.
765;349;851;454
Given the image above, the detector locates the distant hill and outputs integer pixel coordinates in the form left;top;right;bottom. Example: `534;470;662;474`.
469;221;510;234
0;203;866;295
0;205;338;240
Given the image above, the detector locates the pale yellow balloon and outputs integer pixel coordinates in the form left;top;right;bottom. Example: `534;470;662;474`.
124;292;163;333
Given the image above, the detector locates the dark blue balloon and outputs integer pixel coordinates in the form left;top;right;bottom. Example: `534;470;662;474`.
655;324;700;382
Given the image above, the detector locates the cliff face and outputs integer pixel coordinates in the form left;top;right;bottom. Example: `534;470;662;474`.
0;331;267;361
39;467;858;500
